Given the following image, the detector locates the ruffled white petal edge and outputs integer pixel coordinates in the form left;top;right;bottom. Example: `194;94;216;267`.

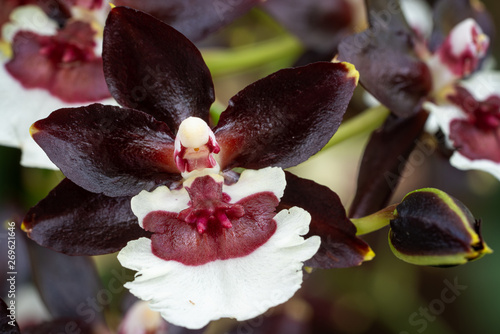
131;167;287;228
118;207;320;330
450;152;500;181
0;65;117;170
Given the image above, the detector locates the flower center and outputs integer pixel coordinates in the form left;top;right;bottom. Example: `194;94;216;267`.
178;175;244;234
174;117;220;176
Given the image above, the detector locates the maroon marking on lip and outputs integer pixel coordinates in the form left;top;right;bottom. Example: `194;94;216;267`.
143;175;279;266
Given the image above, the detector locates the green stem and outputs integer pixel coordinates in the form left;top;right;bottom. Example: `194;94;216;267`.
209;100;226;126
323;105;390;150
351;204;398;235
201;35;304;77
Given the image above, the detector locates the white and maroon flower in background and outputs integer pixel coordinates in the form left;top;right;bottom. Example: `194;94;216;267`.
0;1;114;169
424;71;500;180
22;7;373;328
336;0;495;217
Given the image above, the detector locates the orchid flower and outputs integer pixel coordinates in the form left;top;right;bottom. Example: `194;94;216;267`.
336;0;495;217
424;71;500;180
0;1;114;169
22;6;373;329
338;0;490;118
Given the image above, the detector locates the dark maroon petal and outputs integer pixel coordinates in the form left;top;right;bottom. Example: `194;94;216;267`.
429;0;495;53
143;176;278;266
6;22;111;103
23;178;150;255
113;0;260;42
26;240;106;326
0;298;20;334
450;120;500;162
279;172;372;269
262;0;354;54
32;104;180;197
214;62;358;170
103;6;214;131
338;0;432;118
349;111;428;218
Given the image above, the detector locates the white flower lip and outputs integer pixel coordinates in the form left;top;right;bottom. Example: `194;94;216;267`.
118;207;320;329
123;167;320;329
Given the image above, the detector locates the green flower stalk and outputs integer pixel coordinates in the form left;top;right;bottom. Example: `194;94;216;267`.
389;188;492;266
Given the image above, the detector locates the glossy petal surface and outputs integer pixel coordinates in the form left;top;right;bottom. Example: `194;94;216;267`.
114;0;260;42
279;172;373;269
118;207;320;329
214;62;358;170
103;6;214;131
349;111;428;218
338;0;432;117
31;104;179;197
23;178;150;255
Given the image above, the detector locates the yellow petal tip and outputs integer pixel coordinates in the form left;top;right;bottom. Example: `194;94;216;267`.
363;247;376;262
29;123;39;137
341;61;359;86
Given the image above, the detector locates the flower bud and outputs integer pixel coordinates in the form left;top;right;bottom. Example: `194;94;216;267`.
389;188;491;266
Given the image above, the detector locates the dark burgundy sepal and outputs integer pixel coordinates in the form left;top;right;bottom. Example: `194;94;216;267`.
32;104;180;197
280;172;372;269
114;0;260;42
103;6;214;131
23;178;150;256
349;111;428;218
27;240;105;326
214;62;357;170
0;298;20;334
262;0;354;54
338;0;432;118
